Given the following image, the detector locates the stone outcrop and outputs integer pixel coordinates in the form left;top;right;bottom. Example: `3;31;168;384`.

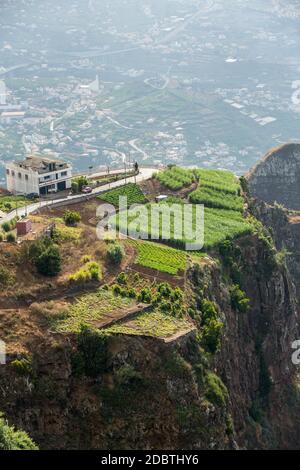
246;143;300;210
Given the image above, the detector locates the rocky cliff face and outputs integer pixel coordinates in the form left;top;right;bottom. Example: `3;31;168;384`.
1;231;300;449
246;143;300;210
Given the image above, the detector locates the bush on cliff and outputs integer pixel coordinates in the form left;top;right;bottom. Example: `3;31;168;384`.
0;413;38;450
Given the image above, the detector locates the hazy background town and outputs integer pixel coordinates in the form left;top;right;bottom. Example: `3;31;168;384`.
1;0;300;185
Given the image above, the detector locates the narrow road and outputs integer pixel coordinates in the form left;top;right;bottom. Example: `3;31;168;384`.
1;167;157;223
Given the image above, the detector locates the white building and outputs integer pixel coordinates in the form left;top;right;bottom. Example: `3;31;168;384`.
6;155;72;195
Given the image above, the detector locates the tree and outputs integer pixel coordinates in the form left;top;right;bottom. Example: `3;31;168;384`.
107;243;124;265
6;232;16;243
0;413;38;450
72;176;88;192
63;210;81;226
36;245;61;277
71;180;79;194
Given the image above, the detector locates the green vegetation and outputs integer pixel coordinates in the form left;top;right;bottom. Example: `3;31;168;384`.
1;217;18;233
71;175;88;193
1;221;11;233
203;208;252;250
155;166;196;190
195;169;240;195
6;232;16;243
99;183;146;207
72;325;110;377
198;300;224;354
51;288;134;333
189;169;243;211
113;201;252;251
35;244;61;277
128;239;187;275
53;223;82;242
10;355;33;377
0;266;15;286
28;237;61;277
189;186;244;211
106;309;191;339
63;210;81;226
205;371;229;408
107;242;124;265
0;413;38;450
69;261;102;283
0;195;35;213
230;285;250;313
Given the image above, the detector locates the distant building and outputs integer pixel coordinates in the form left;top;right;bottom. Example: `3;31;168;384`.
0;80;6;106
0;111;25;124
6;155;72;195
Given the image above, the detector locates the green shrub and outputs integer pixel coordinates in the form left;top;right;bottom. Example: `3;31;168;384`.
73;325;110;377
6;232;16;243
230;285;250;313
205;372;229;408
107;243;124;265
81;255;91;264
201;318;223;354
112;284;122;295
72;175;88;192
69;261;102;283
0;233;3;242
63;210;81;226
1;222;11;233
10;356;33;377
36;245;61;277
0;266;14;286
115;365;144;388
117;272;127;285
0;413;38;450
138;287;152;303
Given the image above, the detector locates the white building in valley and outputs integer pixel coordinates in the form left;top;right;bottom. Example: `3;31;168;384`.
6;155;72;195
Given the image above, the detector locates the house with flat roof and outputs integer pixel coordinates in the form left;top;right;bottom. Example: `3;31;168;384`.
6;155;72;195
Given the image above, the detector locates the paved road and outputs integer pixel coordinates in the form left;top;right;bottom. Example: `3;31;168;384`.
0;167;156;224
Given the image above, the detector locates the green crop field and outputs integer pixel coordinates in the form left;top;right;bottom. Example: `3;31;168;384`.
50;289;134;333
155;166;196;190
203;207;252;249
194;169;240;194
128;239;187;275
189;186;244;211
106;309;192;339
0;195;36;213
98;183;146;207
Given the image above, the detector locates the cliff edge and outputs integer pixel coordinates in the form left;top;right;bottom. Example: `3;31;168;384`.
246;143;300;210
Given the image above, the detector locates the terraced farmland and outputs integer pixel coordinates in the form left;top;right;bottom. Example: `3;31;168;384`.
106;309;192;339
49;289;135;333
128;239;187;275
155;166;196;190
98;183;146;207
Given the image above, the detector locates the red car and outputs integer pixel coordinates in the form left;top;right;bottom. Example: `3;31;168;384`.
82;186;92;194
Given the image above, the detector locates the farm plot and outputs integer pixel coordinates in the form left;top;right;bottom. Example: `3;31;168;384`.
155;166;196;190
106;309;192;339
98;183;146;207
194;169;240;194
189;186;244;211
48;288;135;333
128;239;187;275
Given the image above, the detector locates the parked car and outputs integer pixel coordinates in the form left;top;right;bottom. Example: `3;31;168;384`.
82;186;92;194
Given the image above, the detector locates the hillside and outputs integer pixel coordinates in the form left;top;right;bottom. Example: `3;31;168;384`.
0;164;300;449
